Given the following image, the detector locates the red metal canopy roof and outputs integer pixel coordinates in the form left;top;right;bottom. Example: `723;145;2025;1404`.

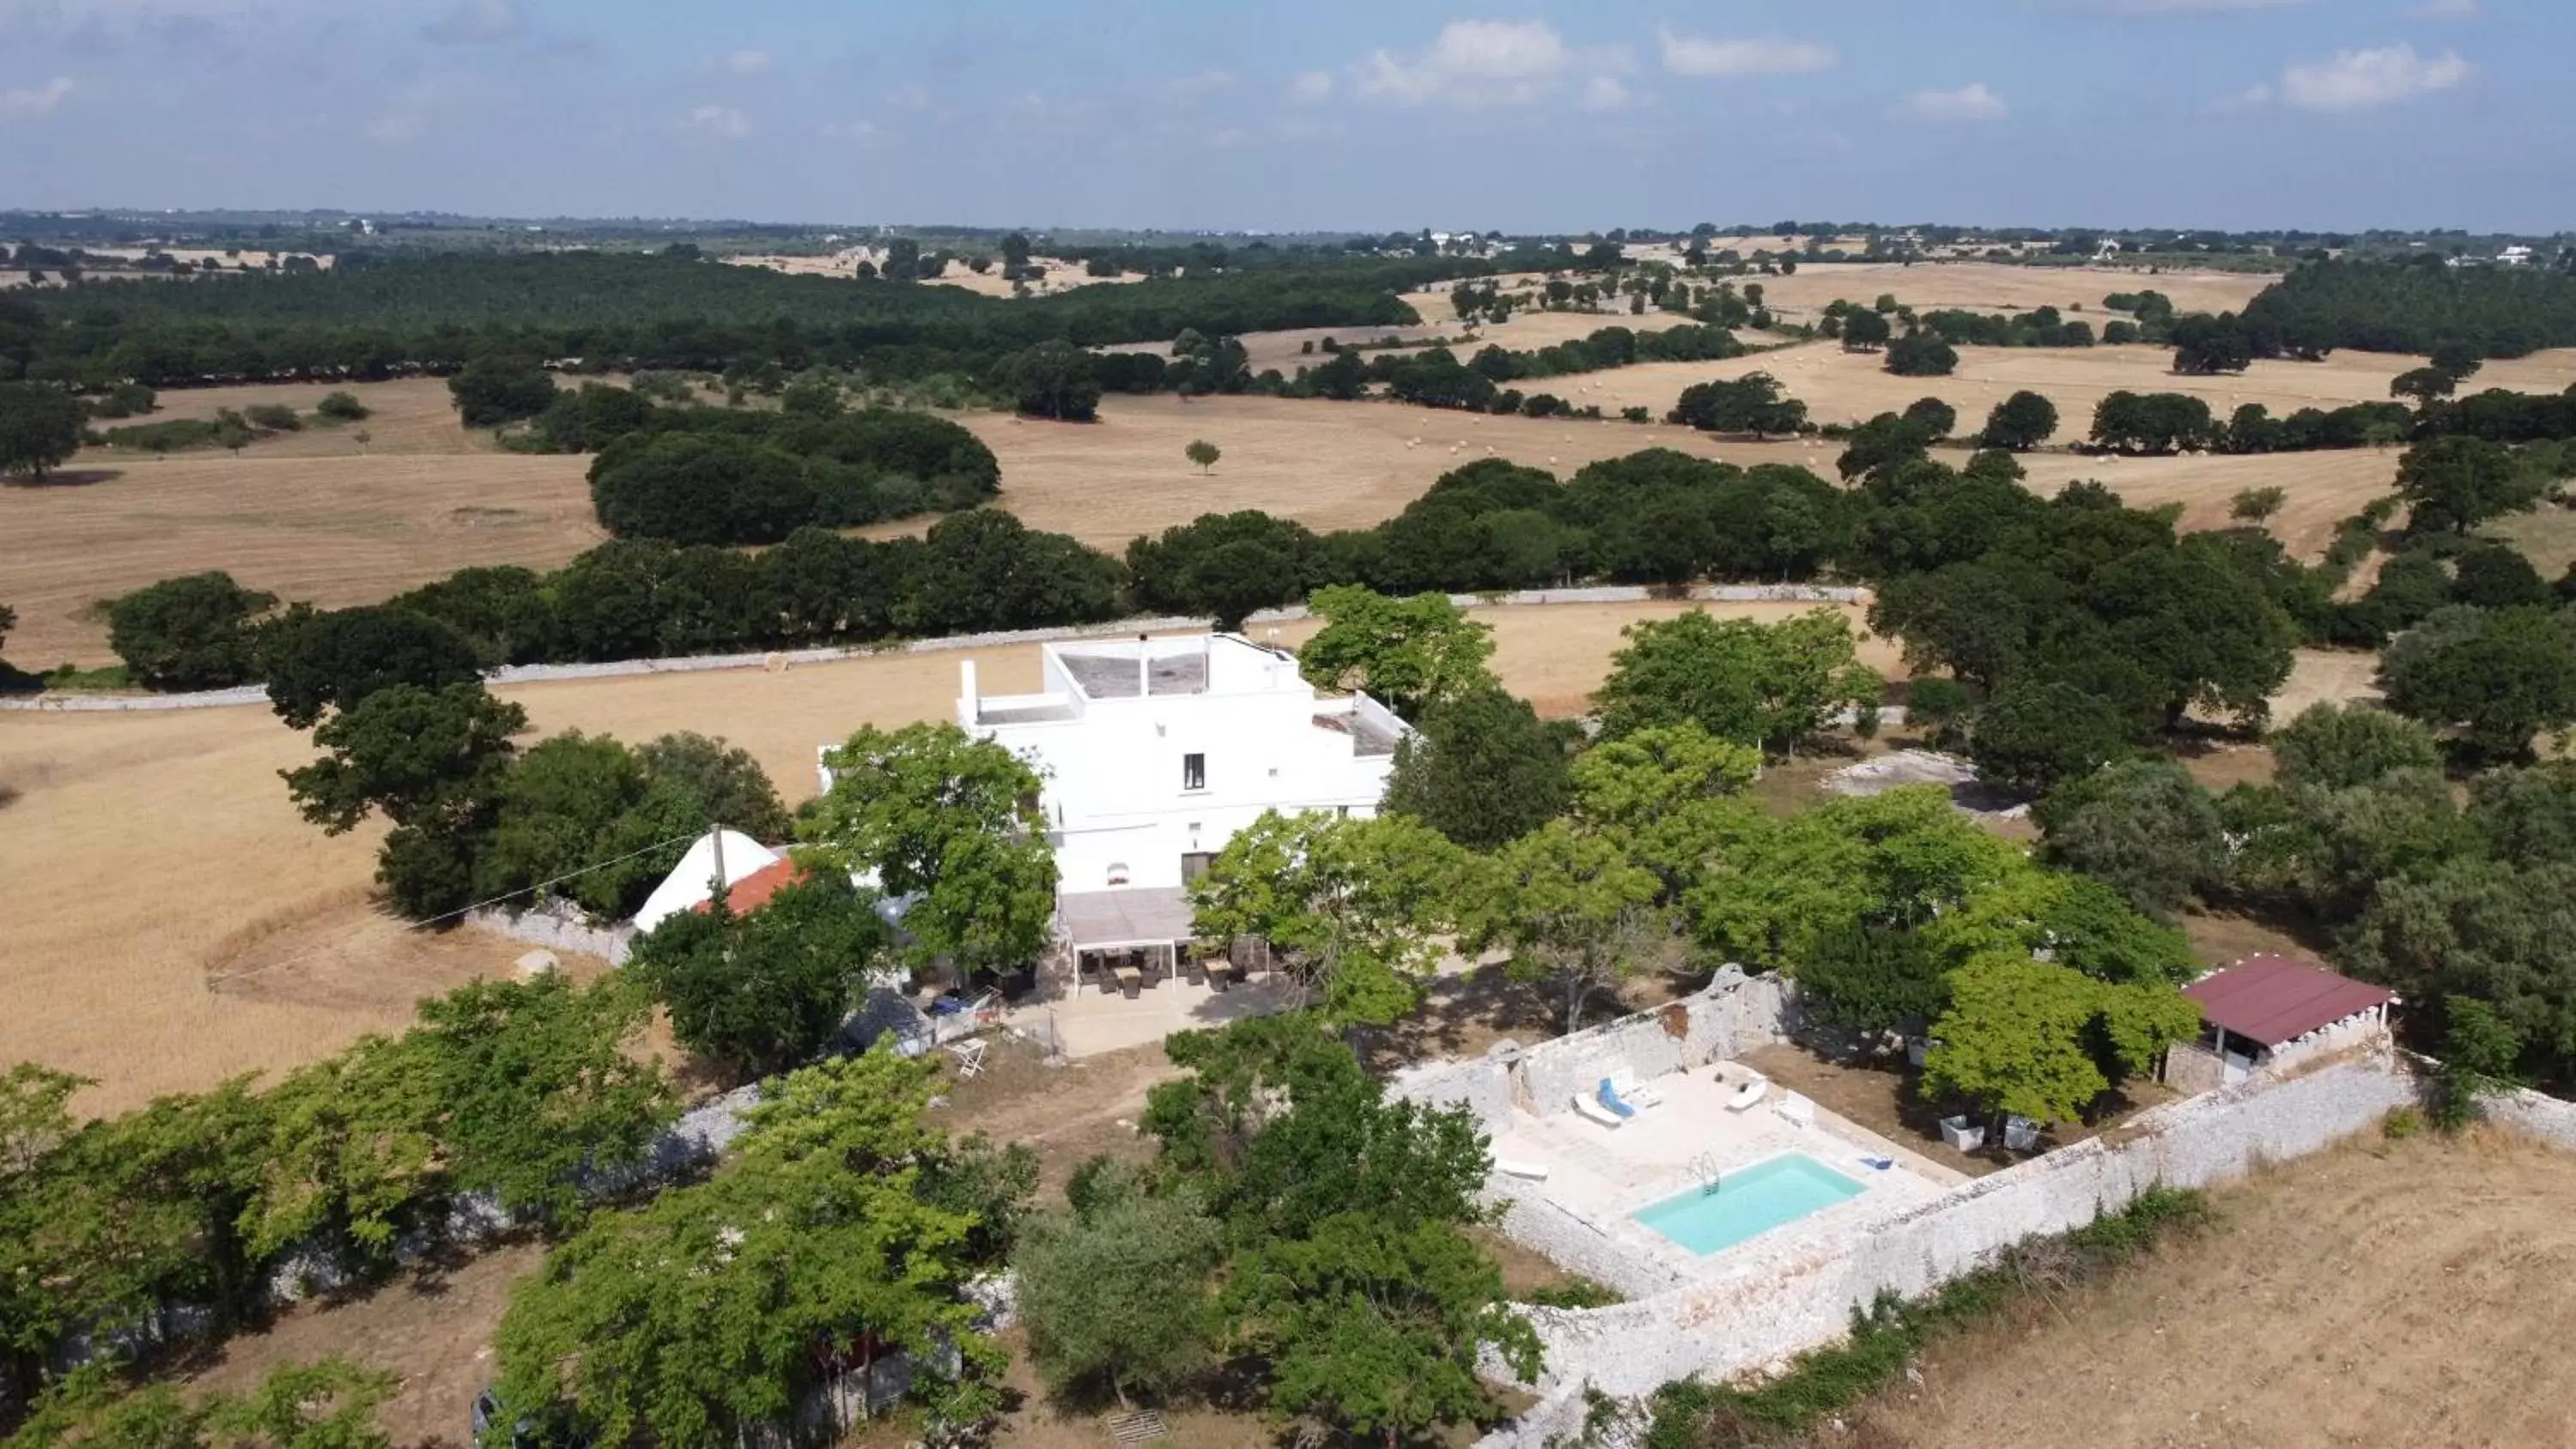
2183;955;2394;1048
695;858;809;917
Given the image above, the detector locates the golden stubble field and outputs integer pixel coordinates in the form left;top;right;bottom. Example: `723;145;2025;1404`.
1554;336;2576;429
1869;1129;2576;1449
0;600;1893;1113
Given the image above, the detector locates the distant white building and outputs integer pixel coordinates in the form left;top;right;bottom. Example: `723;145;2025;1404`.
2499;245;2537;267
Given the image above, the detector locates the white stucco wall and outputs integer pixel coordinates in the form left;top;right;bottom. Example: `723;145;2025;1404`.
969;636;1403;893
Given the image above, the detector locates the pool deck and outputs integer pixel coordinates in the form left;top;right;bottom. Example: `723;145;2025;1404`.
1490;1063;1964;1282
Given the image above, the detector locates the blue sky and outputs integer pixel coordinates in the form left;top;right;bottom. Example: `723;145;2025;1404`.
1;0;2565;233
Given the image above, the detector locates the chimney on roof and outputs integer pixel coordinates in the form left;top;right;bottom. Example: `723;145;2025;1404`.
1138;634;1150;697
961;659;979;722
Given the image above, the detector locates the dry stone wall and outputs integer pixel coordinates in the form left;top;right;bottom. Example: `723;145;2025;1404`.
1467;1030;2428;1448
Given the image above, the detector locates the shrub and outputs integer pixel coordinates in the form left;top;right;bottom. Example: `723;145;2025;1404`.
246;403;303;432
315;391;371;421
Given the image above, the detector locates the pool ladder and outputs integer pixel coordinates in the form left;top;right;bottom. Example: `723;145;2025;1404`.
1690;1151;1722;1195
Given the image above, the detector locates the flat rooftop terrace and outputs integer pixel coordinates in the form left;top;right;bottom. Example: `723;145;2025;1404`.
1060;650;1206;699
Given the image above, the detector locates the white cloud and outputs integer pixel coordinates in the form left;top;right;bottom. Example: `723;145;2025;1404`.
1656;29;1834;78
1903;82;2008;120
1289;70;1334;103
724;49;773;76
822;118;888;148
0;76;75;120
1581;75;1632;110
2279;43;2469;111
1352;19;1613;107
421;0;527;45
2409;0;2479;17
678;103;753;139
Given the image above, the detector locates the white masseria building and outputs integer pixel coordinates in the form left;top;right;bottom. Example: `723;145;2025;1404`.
939;633;1410;985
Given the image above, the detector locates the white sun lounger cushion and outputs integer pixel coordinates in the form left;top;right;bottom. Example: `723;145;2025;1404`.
1726;1079;1769;1112
1572;1093;1625;1128
1498;1158;1552;1181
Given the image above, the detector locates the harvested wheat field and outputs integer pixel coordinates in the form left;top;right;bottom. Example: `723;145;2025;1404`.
0;450;598;666
1863;1129;2576;1449
943;394;1831;549
0;600;1880;1113
1735;260;2275;324
128;376;493;456
2020;446;2402;561
1559;338;2576;429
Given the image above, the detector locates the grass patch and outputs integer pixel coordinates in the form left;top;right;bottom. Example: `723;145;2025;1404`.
1525;1276;1623;1311
1629;1185;2212;1447
40;662;136;692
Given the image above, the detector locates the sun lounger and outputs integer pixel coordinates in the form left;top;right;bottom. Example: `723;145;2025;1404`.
1498;1158;1552;1181
1596;1077;1640;1119
1609;1076;1665;1109
1725;1077;1769;1112
1571;1092;1625;1128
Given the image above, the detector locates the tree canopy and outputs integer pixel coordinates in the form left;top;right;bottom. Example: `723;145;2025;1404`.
1297;585;1497;719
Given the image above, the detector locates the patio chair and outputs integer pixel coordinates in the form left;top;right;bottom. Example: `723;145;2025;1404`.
1571;1092;1625;1128
1595;1078;1640;1119
1607;1076;1665;1109
947;1039;988;1079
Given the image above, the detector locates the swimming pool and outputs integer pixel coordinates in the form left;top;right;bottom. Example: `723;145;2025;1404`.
1631;1154;1867;1255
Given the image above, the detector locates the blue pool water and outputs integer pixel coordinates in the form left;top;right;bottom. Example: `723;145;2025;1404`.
1632;1155;1867;1255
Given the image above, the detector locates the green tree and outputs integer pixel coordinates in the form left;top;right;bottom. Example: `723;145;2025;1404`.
802;723;1058;977
2390;366;2457;404
2397;435;2540;535
1184;438;1220;473
996;339;1103;421
1228;1211;1541;1449
1671;372;1807;436
1382;684;1571;850
2382;604;2576;761
495;1051;994;1446
1978;390;2058;451
1012;1177;1224;1407
0;381;84;482
1922;953;2200;1126
447;357;559;428
258;604;483;729
1188;812;1469;1027
1463;820;1665;1033
4;1358;396;1449
1297;585;1497;719
2035;758;2225;920
1905;676;1975;750
1839;308;1892;351
1884;330;1959;378
282;682;525;834
1795;922;1951;1034
104;572;277;690
2230;486;2287;524
1967;676;2129;797
2269;701;2442;791
314;390;370;421
636;731;792;842
2451;543;2551;609
2433;996;2524;1131
474;731;680;918
628;874;892;1079
1595;608;1880;756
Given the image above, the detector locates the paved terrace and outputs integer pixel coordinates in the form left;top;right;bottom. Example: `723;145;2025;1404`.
1489;1066;1961;1284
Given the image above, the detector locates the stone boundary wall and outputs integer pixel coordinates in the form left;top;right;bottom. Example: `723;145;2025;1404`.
465;900;637;967
3;585;1871;713
2485;1082;2576;1151
1469;1041;2425;1448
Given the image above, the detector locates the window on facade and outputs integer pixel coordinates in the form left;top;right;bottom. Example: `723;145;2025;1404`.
1182;753;1206;791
